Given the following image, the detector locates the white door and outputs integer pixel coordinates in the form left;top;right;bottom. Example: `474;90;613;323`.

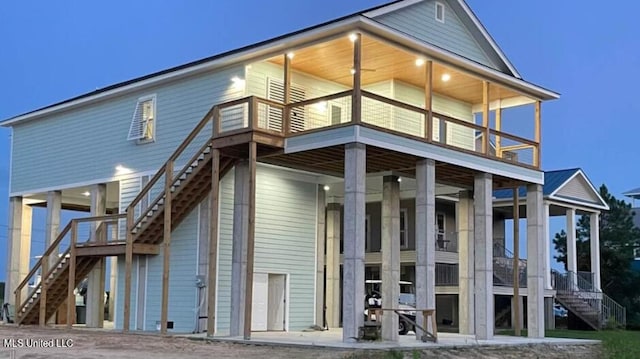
251;273;269;331
267;274;286;331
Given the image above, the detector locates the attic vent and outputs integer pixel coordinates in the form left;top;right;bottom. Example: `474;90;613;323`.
127;95;156;142
267;78;306;132
435;2;445;23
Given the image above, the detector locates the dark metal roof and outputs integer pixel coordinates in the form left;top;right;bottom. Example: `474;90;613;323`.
3;0;402;123
493;168;581;200
623;187;640;199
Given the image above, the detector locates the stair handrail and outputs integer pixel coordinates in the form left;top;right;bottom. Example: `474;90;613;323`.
14;220;73;311
601;292;627;328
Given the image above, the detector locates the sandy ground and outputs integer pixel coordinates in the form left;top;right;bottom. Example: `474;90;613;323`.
0;325;602;359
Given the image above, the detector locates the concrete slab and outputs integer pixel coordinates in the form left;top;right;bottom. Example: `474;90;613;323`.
187;329;599;350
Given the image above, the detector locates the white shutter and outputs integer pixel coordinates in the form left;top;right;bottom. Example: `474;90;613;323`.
267;78;306;132
128;96;155;141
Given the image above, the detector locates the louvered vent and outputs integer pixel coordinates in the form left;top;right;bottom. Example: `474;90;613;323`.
267;78;306;132
128;96;156;141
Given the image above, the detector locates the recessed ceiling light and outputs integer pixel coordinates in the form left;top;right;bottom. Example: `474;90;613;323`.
286;52;295;59
348;33;358;42
415;58;425;66
323;185;330;191
82;191;90;197
441;73;451;82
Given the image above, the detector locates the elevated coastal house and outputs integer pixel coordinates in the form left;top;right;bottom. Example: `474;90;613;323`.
3;0;602;342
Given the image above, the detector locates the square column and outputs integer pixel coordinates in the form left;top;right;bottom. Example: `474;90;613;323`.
381;175;400;341
86;183;107;328
325;203;341;328
415;159;436;340
342;143;366;342
315;185;326;327
566;208;577;276
4;197;32;306
230;160;250;336
45;191;62;270
590;213;601;291
543;203;551;289
457;190;475;335
526;183;545;338
474;172;493;340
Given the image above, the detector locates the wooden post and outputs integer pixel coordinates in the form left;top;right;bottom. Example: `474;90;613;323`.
283;54;292;135
513;186;521;336
243;142;257;340
67;220;77;328
495;101;502;158
123;209;134;332
213;106;221;137
351;33;362;124
534;101;541;168
207;149;221;337
39;254;49;327
425;60;433;141
160;161;174;334
248;97;257;130
482;81;490;155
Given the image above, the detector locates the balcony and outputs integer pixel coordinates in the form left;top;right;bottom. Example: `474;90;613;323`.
211;31;544;171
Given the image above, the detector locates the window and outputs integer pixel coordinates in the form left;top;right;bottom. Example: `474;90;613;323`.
435;2;445;23
400;208;409;249
634;247;640;260
436;213;449;250
365;214;372;251
330;104;342;125
127;95;156;142
267;78;306;132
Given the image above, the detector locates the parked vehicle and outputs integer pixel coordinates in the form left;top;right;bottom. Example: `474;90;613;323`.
364;280;416;335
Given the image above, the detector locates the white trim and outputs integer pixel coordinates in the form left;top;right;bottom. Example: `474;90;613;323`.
313;188;318;325
9;169;158;197
435;2;445;23
8;129;13;195
454;0;521;78
547;196;608;211
195;203;202;332
142;256;148;331
492;198;606;213
363;0;424;18
471;96;535;113
548;169;609;210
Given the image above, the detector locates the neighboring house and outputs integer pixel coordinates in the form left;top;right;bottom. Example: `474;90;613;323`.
4;0;582;343
623;187;640;272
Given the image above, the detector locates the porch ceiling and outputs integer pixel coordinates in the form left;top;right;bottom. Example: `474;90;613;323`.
269;35;522;105
259;144;523;190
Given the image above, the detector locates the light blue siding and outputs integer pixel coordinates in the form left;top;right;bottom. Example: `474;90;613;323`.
10;66;245;194
216;165;318;333
373;0;496;69
144;208;199;333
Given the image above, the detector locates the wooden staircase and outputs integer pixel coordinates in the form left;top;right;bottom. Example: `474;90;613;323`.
12;96;280;326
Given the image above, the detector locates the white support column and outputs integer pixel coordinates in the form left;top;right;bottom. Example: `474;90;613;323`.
86;183;107;328
526;184;545;338
325;203;341;329
566;208;577;277
230;160;250;336
45;191;62;271
315;185;327;328
544;203;551;290
474;173;493;340
415;159;436;340
381;175;400;341
4;197;32;306
342;143;366;342
590;212;601;291
457;190;475;335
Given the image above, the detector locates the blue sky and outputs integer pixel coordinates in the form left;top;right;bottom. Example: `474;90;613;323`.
1;0;639;281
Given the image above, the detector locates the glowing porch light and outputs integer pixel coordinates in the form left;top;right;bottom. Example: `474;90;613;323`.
441;73;451;82
231;76;246;91
115;165;132;176
415;58;425;66
350;68;356;75
323;185;330;191
397;177;402;183
82;191;90;197
348;33;358;42
286;52;295;59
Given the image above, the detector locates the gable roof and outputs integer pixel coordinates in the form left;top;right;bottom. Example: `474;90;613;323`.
364;0;521;78
623;187;640;200
493;168;609;210
1;0;558;127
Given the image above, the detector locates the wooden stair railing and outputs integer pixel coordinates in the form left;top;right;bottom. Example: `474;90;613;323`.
14;214;125;326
